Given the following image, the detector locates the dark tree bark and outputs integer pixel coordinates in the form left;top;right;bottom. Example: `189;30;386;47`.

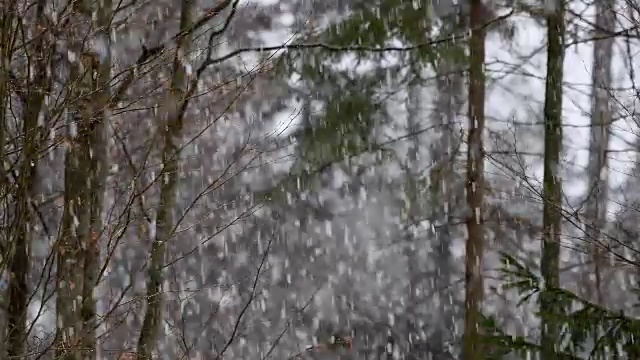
462;0;486;358
136;0;194;357
7;0;49;356
540;0;565;358
79;1;112;358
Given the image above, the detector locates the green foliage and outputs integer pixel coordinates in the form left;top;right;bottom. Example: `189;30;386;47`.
323;0;432;48
257;57;386;204
261;0;472;203
321;0;470;68
483;253;640;359
292;0;469;167
298;89;378;167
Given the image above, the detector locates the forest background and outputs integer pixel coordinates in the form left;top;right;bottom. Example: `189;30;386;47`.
0;0;639;358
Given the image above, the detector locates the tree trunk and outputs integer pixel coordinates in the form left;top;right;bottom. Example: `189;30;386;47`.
0;4;16;355
0;0;12;179
540;0;565;358
80;1;112;358
56;62;95;359
7;79;40;360
55;1;112;357
56;113;91;359
56;3;103;359
136;0;194;357
462;0;486;358
584;0;615;306
7;1;48;357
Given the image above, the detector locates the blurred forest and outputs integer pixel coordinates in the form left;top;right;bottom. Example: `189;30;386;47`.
0;0;639;358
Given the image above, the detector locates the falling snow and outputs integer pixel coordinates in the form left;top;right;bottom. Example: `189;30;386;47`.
2;0;639;359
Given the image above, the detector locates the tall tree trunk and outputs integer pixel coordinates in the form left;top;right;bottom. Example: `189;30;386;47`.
0;5;12;355
56;115;91;359
462;0;486;358
79;1;112;358
584;0;615;306
0;0;13;178
540;0;565;358
7;80;40;360
136;1;193;357
56;1;107;358
55;1;112;357
56;65;95;359
7;0;49;356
